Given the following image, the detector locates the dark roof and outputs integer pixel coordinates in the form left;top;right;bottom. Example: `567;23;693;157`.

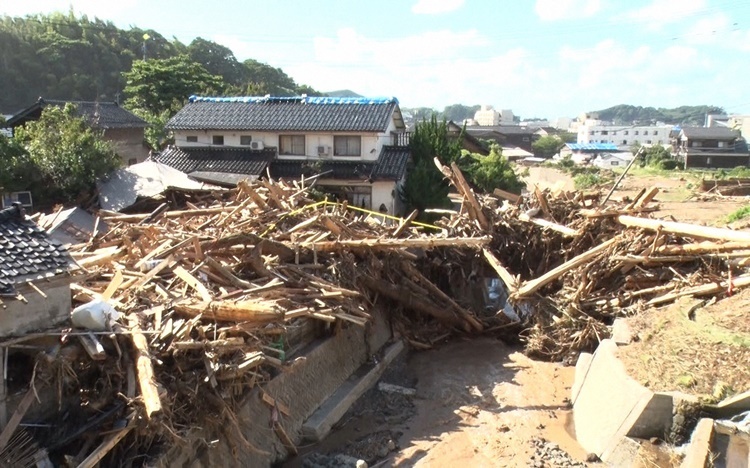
680;127;740;140
465;125;538;136
4;98;147;129
155;146;275;177
0;204;76;296
166;96;403;132
270;145;410;182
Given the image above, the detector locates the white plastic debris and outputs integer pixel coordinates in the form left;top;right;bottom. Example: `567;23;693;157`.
71;299;120;331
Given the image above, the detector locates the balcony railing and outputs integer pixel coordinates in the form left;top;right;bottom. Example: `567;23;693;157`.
391;132;411;147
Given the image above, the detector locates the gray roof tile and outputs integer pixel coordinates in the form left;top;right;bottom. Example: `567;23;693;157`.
5;99;147;129
155;146;275;177
166;96;399;132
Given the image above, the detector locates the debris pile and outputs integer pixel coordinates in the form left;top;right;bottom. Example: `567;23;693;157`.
6;162;750;465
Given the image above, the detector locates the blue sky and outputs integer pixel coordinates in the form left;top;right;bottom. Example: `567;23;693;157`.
3;0;750;119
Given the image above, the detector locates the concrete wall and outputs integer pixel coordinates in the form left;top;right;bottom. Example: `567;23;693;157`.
161;308;392;468
104;128;150;165
0;280;71;337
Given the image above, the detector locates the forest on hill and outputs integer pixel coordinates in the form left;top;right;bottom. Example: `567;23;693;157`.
592;104;726;126
0;12;320;113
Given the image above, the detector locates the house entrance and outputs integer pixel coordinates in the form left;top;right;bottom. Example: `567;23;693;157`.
318;185;372;210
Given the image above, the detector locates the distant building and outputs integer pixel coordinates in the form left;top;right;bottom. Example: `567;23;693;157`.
671;126;749;169
551;117;573;131
465;125;539;151
473;105;500;126
4;98;150;165
577;123;673;149
500;109;515;125
728;115;750;138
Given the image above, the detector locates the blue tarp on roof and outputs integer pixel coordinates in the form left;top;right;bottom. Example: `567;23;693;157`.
566;143;619;151
188;95;398;105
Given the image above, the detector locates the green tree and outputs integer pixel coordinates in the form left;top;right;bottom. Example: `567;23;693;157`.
187;37;244;85
14;104;120;202
0;134;37;194
123;55;224;115
531;135;565;158
464;145;524;194
641;145;677;170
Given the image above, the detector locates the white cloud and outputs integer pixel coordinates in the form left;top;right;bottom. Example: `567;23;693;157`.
534;0;601;21
0;0;138;19
411;0;466;15
623;0;706;28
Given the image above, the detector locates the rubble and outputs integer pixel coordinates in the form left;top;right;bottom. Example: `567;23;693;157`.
4;160;750;465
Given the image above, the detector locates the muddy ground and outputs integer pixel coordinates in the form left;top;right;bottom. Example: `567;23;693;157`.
285;338;592;467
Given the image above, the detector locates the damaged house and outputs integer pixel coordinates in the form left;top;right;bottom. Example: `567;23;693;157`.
157;96;410;215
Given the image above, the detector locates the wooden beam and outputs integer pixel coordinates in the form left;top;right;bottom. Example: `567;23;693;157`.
647;274;750;306
656;241;750;255
172;265;213;302
77;414;135;468
492;188;521;203
0;385;37;452
482;248;517;293
512;237;619;300
173;299;282;323
128;315;162;420
518;213;579;237
618;215;750;243
99;206;234;222
393;210;419;238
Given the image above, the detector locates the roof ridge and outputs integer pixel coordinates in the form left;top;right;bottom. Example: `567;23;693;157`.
0;203;24;222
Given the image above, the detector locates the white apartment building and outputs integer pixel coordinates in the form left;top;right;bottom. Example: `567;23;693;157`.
473;105;515;126
577;123;674;148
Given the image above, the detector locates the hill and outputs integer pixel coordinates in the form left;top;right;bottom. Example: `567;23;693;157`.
0;13;322;113
593;104;726;126
325;89;363;98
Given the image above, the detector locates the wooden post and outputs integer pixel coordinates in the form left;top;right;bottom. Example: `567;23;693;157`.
602;147;644;205
0;385;38;452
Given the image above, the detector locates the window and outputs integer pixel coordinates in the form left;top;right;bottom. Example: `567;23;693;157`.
692;141;702;147
128;158;137;166
589;131;594;135
646;140;652;144
212;135;224;145
334;136;362;156
611;161;620;166
280;135;305;155
522;137;530;142
240;135;253;145
601;130;608;135
653;131;658;136
319;185;372;209
623;140;628;145
635;131;639;135
644;130;649;135
718;141;725;148
186;135;198;143
657;140;663;144
706;157;712;165
624;131;629;135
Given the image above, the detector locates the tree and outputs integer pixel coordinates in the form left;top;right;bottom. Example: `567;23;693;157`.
0;134;37;194
123;55;224;115
187;37;244;85
242;59;297;96
531;135;565;158
13;104;120;203
464;145;524;194
641;145;677;170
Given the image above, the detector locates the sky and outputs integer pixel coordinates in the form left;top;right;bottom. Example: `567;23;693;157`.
2;0;750;119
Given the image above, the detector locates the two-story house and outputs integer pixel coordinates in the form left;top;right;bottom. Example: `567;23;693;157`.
4;98;150;166
159;96;410;214
671;127;749;169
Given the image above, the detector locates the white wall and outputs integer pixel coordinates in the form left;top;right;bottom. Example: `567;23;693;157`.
578;125;673;147
174;130;385;161
316;179;397;215
1;281;71;337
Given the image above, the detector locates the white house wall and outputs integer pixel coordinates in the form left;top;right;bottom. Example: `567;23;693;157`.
317;179;397;215
174;130;387;162
577;125;673;147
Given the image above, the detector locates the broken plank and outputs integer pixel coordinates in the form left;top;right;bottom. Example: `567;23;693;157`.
77;414;135;468
172;265;213;302
0;385;38;452
618;215;750;243
393;209;419;238
482;248;518;293
647;274;750;306
513;237;620;300
518;213;578;237
298;236;491;252
174;299;282;322
492;188;521;203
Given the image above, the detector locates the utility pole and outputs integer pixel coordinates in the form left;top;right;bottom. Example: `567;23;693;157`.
142;33;150;61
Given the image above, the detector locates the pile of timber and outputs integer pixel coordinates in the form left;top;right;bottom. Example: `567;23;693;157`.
9;164;750;465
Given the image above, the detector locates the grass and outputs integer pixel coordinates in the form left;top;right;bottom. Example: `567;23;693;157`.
726;205;750;223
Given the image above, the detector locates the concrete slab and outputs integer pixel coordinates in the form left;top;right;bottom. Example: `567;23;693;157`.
714;390;750;419
302;340;405;441
573;339;674;463
680;418;714;468
571;352;593;405
605;436;641;468
611;318;634;346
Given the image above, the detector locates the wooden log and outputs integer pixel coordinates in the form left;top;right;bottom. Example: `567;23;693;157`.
76;247;123;268
618;215;750;243
128;315;162;420
217;352;266;380
579;206;659;218
512;237;619;300
298;236;490;252
634;186;660;208
602;146;643;204
171;338;246;350
173;299;282;323
203;256;253;289
518;213;579;237
449;161;491;230
99;206;233;222
361;276;471;332
482;248;518;293
647;274;750;306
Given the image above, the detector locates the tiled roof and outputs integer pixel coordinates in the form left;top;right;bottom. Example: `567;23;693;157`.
0;204;76;296
166;96;401;132
680;127;740;140
465;125;538;136
4;99;147;129
372;146;410;180
155;146;275;177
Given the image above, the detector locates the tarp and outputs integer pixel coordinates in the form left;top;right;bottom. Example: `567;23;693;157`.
98;161;221;212
566;143;620;151
189;95;398;105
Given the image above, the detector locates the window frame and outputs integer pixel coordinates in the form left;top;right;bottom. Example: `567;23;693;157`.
186;135;198;143
212;135;225;145
240;135;253;145
279;135;306;155
333;135;362;157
